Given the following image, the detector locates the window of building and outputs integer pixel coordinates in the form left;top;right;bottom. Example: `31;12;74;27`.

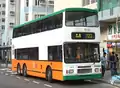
35;0;37;5
108;25;112;34
110;8;113;16
2;18;5;22
10;11;15;16
34;14;45;19
10;23;14;26
49;1;54;4
25;14;28;21
35;0;46;6
38;0;45;3
2;4;5;7
118;23;120;33
10;0;14;2
83;0;96;6
82;0;90;6
1;25;5;29
26;0;29;7
114;24;117;34
48;45;62;61
91;0;96;4
117;0;120;6
2;11;5;15
15;47;39;60
40;14;45;17
34;14;37;19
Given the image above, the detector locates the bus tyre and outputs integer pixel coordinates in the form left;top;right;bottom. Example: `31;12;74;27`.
46;68;53;83
17;64;21;75
23;65;27;77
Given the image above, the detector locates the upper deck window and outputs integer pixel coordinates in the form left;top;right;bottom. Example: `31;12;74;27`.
65;11;99;27
13;13;63;38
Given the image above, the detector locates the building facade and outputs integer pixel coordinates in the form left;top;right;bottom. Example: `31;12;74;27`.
20;0;54;24
0;0;6;46
98;0;120;54
54;0;97;12
0;0;16;62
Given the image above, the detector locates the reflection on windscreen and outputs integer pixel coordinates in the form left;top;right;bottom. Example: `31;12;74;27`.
65;11;99;27
64;43;100;63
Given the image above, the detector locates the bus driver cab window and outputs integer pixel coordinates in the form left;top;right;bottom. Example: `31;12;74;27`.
64;45;73;59
48;45;62;61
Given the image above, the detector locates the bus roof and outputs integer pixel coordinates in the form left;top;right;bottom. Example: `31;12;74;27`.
14;8;97;29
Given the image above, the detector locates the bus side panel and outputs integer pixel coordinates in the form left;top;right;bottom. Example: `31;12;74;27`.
12;60;63;81
50;62;63;81
12;59;18;71
12;59;27;72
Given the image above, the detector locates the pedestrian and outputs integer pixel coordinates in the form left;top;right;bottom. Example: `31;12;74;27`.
109;52;116;76
100;52;107;78
115;54;119;74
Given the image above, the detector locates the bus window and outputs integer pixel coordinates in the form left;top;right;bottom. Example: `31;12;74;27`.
15;47;39;60
65;11;98;27
64;43;100;63
48;45;62;61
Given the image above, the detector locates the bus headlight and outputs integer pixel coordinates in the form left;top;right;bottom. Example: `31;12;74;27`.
66;69;74;74
95;68;99;72
69;69;74;74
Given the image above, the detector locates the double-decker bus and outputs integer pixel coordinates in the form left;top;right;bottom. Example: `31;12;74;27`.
12;8;101;82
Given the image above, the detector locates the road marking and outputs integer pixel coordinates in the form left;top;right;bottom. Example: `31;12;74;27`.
5;73;8;76
24;78;30;82
6;70;12;72
16;76;20;79
0;68;6;70
32;81;40;84
11;72;17;75
44;84;52;87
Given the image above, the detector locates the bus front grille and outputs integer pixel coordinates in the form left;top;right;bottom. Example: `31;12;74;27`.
77;69;92;73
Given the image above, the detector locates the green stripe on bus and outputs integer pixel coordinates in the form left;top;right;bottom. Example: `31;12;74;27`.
63;74;102;80
13;8;97;29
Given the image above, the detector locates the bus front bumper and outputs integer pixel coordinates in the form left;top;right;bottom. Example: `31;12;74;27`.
63;74;102;81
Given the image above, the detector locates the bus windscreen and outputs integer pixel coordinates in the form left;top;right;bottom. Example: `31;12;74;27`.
64;43;100;63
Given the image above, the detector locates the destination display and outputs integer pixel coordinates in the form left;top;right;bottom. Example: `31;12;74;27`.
71;32;95;39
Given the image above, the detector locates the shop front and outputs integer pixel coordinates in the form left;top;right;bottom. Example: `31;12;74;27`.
106;34;120;53
0;46;11;64
104;33;120;70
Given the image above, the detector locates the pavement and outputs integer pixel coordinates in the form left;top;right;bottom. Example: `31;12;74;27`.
94;70;120;87
0;61;11;68
0;68;116;88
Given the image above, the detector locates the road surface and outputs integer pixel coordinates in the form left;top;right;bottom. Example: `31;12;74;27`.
0;68;117;88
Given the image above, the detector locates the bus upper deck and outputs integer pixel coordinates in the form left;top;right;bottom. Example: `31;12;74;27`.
13;8;99;40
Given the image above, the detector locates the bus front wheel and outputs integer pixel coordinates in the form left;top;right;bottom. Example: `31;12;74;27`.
46;67;53;83
23;65;27;77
